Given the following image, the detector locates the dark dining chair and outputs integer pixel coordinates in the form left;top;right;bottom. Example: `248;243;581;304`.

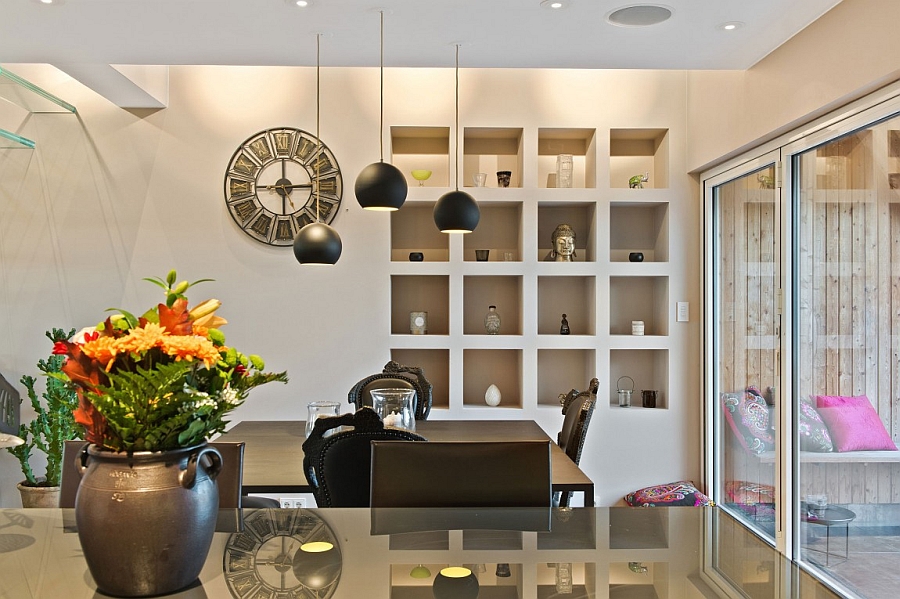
555;377;598;507
347;360;433;420
303;408;426;507
60;440;277;509
369;440;552;508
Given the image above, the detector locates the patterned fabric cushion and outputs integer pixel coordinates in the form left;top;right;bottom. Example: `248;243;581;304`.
815;395;898;452
798;397;833;452
725;480;776;522
722;390;775;454
624;480;713;507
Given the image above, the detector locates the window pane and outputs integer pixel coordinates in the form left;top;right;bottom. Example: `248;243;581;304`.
795;118;900;592
713;165;780;544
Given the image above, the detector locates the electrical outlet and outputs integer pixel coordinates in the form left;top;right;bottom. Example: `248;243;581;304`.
278;498;307;508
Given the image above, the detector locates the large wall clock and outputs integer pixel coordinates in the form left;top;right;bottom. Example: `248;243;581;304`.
224;127;343;246
223;508;342;598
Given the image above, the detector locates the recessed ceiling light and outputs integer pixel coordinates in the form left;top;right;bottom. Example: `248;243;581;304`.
284;0;311;7
541;0;570;9
606;4;673;28
719;21;744;31
32;0;64;5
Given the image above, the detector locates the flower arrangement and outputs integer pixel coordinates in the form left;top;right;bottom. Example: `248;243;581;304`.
51;270;288;453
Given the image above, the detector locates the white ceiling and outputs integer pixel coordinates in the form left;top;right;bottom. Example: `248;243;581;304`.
1;0;843;70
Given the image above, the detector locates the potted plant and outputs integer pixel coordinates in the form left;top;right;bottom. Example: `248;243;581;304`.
6;328;81;507
50;269;288;597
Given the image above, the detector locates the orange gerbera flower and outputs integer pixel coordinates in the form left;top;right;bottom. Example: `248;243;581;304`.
80;336;122;371
161;335;221;367
117;322;168;354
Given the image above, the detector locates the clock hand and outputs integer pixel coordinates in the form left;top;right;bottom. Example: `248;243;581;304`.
263;183;313;192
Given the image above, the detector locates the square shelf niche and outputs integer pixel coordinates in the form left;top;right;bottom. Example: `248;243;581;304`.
390;348;450;410
538;276;596;335
463;275;522;335
390;202;449;262
463;349;522;408
608;562;669;599
463;202;522;262
537;563;596;598
390;126;450;188
537;202;597;262
463;127;524;188
609;276;668;336
537;349;596;407
610;128;668;189
538;128;597;188
609;202;669;262
391;275;449;335
609;349;668;409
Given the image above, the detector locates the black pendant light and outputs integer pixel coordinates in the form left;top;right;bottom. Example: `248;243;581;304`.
434;44;479;233
354;11;408;211
294;34;343;265
432;566;480;599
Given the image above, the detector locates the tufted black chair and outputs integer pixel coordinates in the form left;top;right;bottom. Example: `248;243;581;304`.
302;408;426;507
555;377;598;507
347;360;433;420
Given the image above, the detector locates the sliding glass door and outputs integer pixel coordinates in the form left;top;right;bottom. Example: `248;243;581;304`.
708;156;782;546
792;115;900;589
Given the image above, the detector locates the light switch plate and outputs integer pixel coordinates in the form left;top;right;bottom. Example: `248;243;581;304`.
676;301;689;322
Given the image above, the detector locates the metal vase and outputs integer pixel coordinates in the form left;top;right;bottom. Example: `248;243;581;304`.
74;442;222;597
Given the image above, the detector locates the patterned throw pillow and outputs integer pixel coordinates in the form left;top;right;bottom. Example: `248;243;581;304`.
815;395;898;452
798;397;833;452
722;390;775;454
625;481;714;507
725;480;776;521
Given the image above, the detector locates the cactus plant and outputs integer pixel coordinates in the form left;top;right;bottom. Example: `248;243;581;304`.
6;328;81;487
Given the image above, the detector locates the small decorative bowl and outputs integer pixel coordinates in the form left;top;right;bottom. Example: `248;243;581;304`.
628;252;644;262
411;170;432;181
408;252;424;262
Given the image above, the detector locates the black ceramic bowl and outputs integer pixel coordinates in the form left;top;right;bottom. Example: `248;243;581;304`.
409;252;424;262
628;252;644;262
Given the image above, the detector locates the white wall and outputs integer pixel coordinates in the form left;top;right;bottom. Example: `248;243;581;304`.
686;0;900;172
0;65;701;507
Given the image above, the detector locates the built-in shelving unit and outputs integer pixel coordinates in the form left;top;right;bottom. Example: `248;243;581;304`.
387;124;677;416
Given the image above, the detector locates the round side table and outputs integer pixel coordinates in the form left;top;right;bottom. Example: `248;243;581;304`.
801;502;856;566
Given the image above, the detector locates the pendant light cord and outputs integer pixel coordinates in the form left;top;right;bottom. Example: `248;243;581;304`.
454;43;460;191
379;11;385;163
315;33;321;223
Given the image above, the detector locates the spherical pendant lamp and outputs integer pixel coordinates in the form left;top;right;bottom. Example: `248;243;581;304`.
354;11;408;211
434;44;479;234
434;190;479;233
355;161;407;211
294;34;343;265
293;221;342;265
432;566;479;599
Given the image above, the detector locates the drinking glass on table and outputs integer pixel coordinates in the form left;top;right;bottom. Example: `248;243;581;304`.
306;401;341;437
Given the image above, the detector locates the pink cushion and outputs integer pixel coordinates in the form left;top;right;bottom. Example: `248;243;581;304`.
815;395;897;452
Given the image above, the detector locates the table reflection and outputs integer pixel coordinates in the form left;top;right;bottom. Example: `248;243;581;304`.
0;507;844;599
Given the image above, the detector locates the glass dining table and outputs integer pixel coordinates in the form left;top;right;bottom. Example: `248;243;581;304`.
217;419;596;506
0;506;842;598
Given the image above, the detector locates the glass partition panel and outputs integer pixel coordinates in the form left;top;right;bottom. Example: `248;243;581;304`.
794;116;900;591
712;164;781;544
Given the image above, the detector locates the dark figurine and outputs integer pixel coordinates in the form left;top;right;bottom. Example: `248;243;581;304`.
560;313;570;335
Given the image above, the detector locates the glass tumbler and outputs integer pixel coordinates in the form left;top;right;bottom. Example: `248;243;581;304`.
369;388;416;432
305;401;341;437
